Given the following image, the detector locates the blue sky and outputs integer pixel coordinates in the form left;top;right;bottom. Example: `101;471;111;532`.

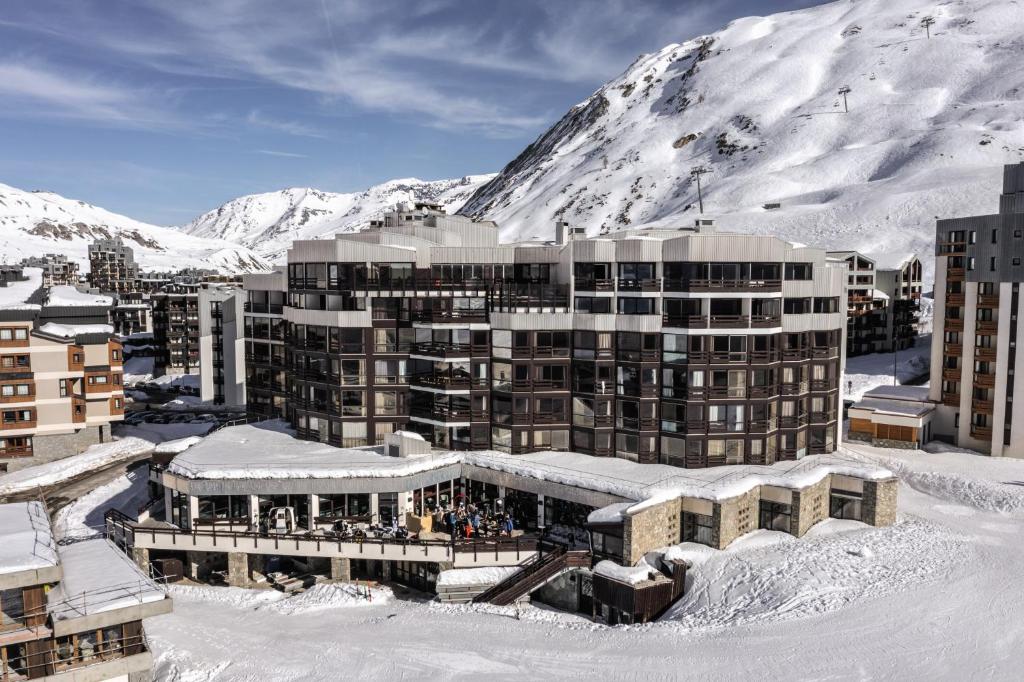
0;0;824;225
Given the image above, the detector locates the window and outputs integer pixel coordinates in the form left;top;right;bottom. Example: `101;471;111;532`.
759;500;792;532
1015;258;1022;267
0;330;10;341
784;263;812;280
812;297;840;313
784;298;811;314
682;512;713;546
991;257;997;271
617;297;655;315
830;489;863;521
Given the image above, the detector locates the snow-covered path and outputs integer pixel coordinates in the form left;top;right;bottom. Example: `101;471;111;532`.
139;444;1024;680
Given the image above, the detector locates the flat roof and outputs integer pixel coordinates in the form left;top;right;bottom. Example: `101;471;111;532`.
863;385;931;402
167;423;461;480
48;538;166;621
167;424;893;512
0;502;59;575
853;397;935;418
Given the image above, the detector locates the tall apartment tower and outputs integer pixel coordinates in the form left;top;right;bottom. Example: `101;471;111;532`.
87;237;140;294
198;283;246;405
243;204;847;468
21;253;80;287
930;162;1024;456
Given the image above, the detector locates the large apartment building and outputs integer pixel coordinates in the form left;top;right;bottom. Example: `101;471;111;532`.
87;238;140;295
828;251;923;356
0;269;125;473
198;284;245;405
930;162;1024;456
21;254;80;287
242;204;847;467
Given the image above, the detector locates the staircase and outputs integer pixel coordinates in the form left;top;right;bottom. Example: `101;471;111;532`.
472;545;591;606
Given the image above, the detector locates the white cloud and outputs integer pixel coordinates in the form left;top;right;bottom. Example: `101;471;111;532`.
255;149;308;158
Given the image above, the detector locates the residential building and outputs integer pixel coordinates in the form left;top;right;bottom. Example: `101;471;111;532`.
930;162;1024;456
87;238;139;295
244;203;847;466
112;293;153;336
828;251;922;356
242;269;287;419
198;284;245;405
151;282;200;376
21;254;80;287
0;501;171;681
0;270;125;473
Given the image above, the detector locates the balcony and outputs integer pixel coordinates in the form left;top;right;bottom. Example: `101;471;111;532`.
975;346;997;361
944;343;963;357
409;342;473;359
977;294;1000;308
662;314;707;329
750;314;781;328
941;367;962;381
244;302;284;314
945;318;964;331
573;277;615;292
937;240;966;254
946;293;965;305
708;314;750;328
941;392;960;407
664;278;781;292
970;424;993;440
946;267;966;281
972;399;994;414
616;277;662;292
411;309;488;324
974;373;996;388
976;320;999;334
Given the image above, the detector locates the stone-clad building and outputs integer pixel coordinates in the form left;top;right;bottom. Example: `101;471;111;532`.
242;203;847;467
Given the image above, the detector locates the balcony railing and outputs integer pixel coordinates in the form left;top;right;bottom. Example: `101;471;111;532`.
573;277;615;292
616;277;662;292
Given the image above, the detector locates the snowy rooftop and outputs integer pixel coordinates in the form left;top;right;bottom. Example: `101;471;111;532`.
0;266;42;311
863;385;931;402
46;285;112;307
49;538;166;621
167;425;893;514
0;501;59;575
37;322;115;339
853;398;935;419
167;423;461;480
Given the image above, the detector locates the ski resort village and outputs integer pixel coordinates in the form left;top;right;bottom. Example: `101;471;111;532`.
1;0;1023;679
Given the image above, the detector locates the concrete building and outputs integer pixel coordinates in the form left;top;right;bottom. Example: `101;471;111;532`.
151;282;200;376
242;269;287;420
119;423;895;609
243;203;847;467
198;284;245;405
0;501;171;681
87;238;140;295
20;254;80;287
930;162;1024;456
828;251;922;356
0;271;125;473
112;294;153;336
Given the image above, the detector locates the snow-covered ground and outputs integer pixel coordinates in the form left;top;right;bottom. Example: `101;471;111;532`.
0;437;154;496
844;334;931;401
122;439;1024;679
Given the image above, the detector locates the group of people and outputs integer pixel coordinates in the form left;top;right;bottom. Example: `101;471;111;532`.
435;502;516;540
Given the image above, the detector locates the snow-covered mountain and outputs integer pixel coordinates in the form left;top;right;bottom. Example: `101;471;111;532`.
0;183;269;273
461;0;1024;272
181;175;494;262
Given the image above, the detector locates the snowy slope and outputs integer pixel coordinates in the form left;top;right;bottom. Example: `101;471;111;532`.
181;175;494;262
0;183;269;273
461;0;1024;272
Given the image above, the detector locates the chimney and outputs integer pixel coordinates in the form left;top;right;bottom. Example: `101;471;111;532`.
555;221;570;245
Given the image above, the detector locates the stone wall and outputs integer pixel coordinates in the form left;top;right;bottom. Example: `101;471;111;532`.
712;489;758;549
792;476;830;537
2;426;104;473
871;438;917;450
622;498;681;564
863;478;898;527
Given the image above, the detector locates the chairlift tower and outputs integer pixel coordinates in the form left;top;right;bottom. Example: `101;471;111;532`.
838;86;852;113
689;166;711;214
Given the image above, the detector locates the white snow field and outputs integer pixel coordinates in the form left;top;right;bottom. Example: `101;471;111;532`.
843;334;931;401
0;437;154;496
128;441;1024;680
462;0;1024;280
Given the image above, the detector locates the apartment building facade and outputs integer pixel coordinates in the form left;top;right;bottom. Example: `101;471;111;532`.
87;237;140;295
198;284;245;405
930;163;1024;457
21;254;80;287
242;204;846;467
241;269;287;419
828;251;922;356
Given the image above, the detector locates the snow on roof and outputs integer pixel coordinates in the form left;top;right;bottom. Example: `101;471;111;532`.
154;435;205;455
436;566;522;588
167;423;461;480
587;502;634;524
37;322;114;338
593;558;663;585
0;502;59;574
864;385;931;402
46;285;112;307
166;425;892;515
48;538;166;621
392;430;425;441
871;289;890;301
853;398;935;419
0;266;42;310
